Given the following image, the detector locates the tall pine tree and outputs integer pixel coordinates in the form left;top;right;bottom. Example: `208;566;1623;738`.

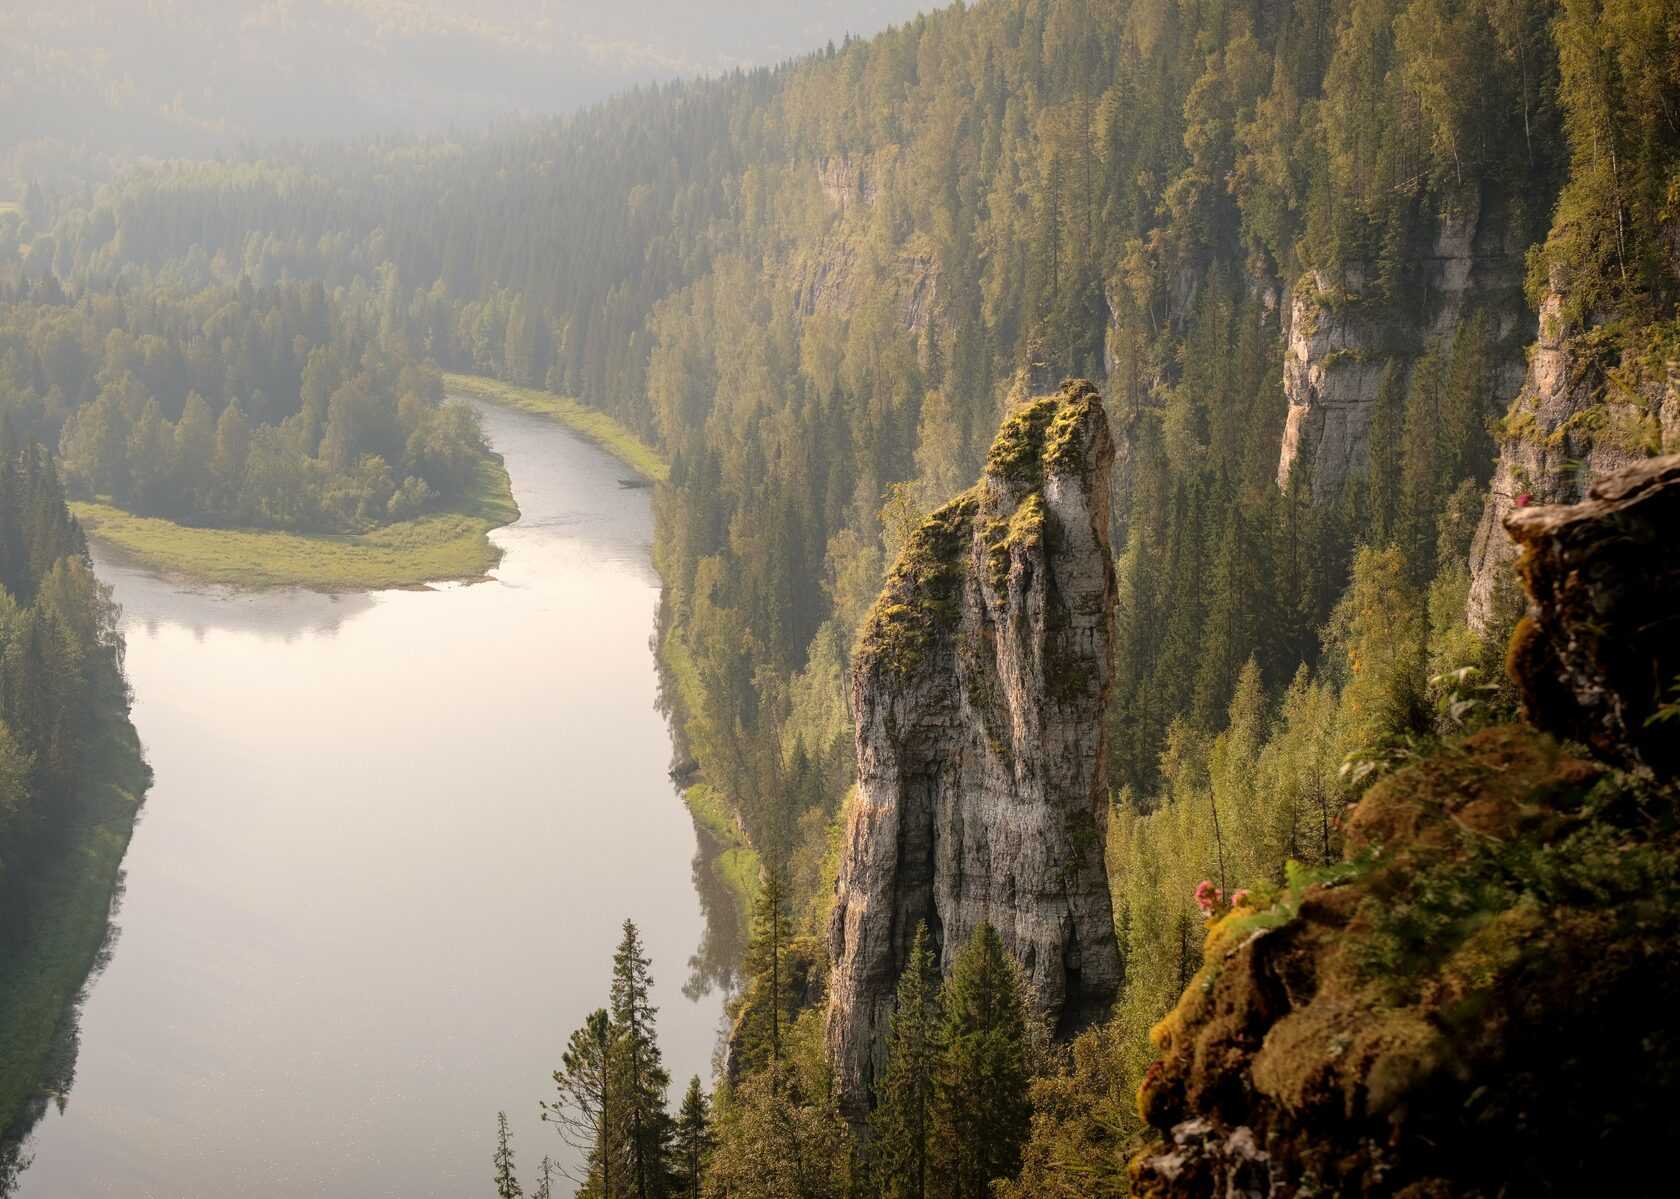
609;919;673;1199
542;1008;613;1195
931;923;1031;1199
870;922;942;1199
493;1111;523;1199
672;1075;711;1199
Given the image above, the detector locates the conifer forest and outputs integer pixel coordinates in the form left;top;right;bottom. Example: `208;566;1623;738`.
0;2;1676;1195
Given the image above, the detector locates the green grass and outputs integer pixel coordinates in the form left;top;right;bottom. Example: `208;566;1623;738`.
0;701;150;1139
661;632;709;734
71;453;519;591
685;783;762;918
444;372;669;483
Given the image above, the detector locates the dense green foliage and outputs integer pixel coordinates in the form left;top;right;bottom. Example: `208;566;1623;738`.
5;0;1582;873
543;921;679;1199
0;430;127;938
868;925;941;1199
0;279;492;534
928;925;1033;1199
0;427;145;1147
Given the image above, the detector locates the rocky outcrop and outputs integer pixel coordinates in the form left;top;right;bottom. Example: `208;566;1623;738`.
1505;454;1680;776
827;379;1123;1121
1129;468;1680;1199
1277;208;1528;501
1274;273;1394;500
818;155;877;213
794;237;939;337
1467;284;1680;632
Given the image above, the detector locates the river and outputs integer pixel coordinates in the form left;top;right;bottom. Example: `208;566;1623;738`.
14;403;738;1197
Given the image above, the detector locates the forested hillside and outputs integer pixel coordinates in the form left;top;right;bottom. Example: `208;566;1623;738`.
0;430;147;1156
0;280;493;534
25;0;1585;849
3;0;1676;1193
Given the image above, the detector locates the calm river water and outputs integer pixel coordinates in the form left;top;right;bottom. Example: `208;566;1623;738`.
16;403;736;1197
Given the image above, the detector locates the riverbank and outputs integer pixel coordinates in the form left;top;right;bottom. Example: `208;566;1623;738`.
443;373;668;483
683;783;762;921
0;695;149;1144
71;453;518;591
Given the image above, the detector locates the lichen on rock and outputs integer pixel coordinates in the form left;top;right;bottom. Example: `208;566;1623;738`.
829;378;1123;1123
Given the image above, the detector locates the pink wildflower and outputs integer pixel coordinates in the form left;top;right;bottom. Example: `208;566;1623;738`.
1194;879;1221;915
1230;889;1251;908
1515;492;1533;508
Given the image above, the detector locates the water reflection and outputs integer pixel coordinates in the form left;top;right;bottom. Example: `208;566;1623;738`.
685;829;747;1002
10;402;737;1197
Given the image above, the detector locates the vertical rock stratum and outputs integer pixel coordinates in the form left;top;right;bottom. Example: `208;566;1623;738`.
1467;281;1680;633
826;379;1123;1121
1274;207;1529;502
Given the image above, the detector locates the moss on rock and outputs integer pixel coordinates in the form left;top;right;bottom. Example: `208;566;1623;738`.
856;488;979;677
1131;725;1680;1197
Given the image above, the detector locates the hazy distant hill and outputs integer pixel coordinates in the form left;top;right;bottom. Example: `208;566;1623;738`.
0;0;931;175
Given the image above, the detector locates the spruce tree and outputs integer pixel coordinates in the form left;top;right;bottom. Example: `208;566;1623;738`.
735;865;790;1076
609;918;673;1199
930;923;1031;1199
493;1111;523;1199
870;922;942;1199
672;1075;711;1199
531;1156;555;1199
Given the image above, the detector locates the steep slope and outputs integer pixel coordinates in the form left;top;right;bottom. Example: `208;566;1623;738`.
1129;455;1680;1198
1275;205;1530;502
1467;283;1680;631
827;379;1122;1120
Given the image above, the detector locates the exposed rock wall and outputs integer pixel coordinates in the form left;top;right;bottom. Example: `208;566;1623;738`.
1467;284;1680;632
1505;454;1680;776
1277;207;1528;501
826;379;1123;1121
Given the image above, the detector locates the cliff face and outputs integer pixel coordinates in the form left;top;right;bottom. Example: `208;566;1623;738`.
827;379;1123;1120
1467;284;1680;632
1276;209;1528;502
1129;456;1680;1199
1505;453;1680;776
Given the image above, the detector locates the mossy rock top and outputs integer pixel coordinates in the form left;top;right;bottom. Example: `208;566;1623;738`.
858;379;1108;679
984;377;1106;487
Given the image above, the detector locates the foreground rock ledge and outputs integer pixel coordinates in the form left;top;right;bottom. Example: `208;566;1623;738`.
1505;453;1680;777
1130;455;1680;1199
826;379;1123;1122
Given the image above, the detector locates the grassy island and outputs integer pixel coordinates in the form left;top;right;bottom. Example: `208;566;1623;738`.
72;453;518;592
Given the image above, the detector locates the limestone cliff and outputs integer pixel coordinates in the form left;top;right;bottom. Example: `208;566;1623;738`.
1505;453;1680;777
826;379;1123;1121
1467;282;1680;633
1129;457;1680;1199
1276;208;1528;501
